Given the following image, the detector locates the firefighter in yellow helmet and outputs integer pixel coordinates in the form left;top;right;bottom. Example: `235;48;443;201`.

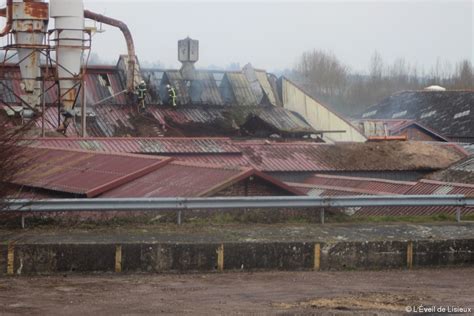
166;84;177;107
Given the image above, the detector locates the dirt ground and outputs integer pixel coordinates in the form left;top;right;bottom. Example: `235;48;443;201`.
1;268;473;315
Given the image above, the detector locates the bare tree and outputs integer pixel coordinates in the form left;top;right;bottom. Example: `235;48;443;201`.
291;49;473;115
0;117;27;204
294;49;349;97
454;60;473;89
369;51;384;81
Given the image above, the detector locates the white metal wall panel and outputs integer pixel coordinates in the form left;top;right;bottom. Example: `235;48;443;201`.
282;78;367;142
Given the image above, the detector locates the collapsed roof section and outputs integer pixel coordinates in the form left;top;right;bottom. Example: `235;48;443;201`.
0;34;369;141
21;103;314;138
142;65;280;108
1;61;316;138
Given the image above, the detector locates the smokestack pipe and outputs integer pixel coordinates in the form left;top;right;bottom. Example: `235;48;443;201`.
0;0;13;37
84;9;136;93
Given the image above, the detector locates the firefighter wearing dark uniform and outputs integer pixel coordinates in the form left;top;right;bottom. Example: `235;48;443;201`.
166;84;177;107
137;80;147;110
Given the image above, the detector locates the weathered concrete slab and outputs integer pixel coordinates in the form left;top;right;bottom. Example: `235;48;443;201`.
0;223;473;275
414;239;474;267
224;243;314;271
12;244;115;274
0;244;7;275
122;244;218;273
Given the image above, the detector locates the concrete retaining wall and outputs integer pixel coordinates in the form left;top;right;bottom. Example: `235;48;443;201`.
0;239;472;275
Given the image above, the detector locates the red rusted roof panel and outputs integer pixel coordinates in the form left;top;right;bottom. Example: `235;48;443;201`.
303;174;416;194
100;162;246;197
13;147;170;197
236;142;332;172
356;179;474;216
287;182;379;196
26;137;241;154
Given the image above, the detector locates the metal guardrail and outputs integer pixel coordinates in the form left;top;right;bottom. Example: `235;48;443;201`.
4;195;473;212
3;195;473;226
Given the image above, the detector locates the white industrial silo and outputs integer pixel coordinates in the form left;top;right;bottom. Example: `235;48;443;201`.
11;0;49;108
50;0;84;123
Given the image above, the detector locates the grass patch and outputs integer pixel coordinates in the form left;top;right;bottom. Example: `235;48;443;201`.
1;209;471;230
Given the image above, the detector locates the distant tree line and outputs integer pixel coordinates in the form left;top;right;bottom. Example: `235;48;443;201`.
288;50;474;116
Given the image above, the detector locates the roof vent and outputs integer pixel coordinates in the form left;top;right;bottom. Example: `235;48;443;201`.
424;85;446;91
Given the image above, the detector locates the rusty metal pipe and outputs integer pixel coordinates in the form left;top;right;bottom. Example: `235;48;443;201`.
0;0;13;37
84;9;136;92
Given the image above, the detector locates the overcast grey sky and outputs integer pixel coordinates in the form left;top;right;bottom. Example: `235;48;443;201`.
3;0;473;72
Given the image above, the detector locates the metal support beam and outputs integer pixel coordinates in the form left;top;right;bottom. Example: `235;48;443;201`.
3;195;472;213
81;80;87;137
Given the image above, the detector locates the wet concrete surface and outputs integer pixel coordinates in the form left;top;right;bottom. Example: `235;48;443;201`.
0;268;473;315
1;222;473;244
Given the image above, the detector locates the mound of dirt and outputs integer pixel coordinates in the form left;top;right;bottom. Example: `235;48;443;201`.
275;292;424;313
317;141;465;171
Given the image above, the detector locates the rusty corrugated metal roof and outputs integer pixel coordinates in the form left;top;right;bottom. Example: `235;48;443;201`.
13;147;171;197
355;179;474;216
286;182;376;196
27;104;314;138
24;139;466;173
12;147;300;198
236;142;332;172
289;178;474;216
99;161;301;198
100;162;246;197
172;154;250;168
303;174;416;194
0;65;127;107
236;141;466;172
405;179;474;195
26;137;241;154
